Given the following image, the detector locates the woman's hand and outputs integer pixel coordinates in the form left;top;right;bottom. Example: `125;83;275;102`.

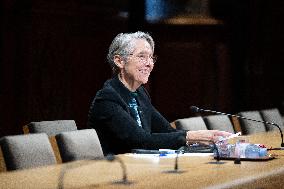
186;130;233;144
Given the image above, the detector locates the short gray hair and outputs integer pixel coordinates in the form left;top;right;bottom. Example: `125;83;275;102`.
107;31;155;75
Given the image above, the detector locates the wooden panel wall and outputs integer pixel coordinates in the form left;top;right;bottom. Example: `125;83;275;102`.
0;1;128;136
147;24;232;121
1;0;283;137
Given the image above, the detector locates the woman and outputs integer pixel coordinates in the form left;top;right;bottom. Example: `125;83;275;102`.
88;31;232;155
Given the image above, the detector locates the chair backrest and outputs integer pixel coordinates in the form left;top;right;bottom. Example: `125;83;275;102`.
203;115;235;133
56;129;104;163
175;116;208;131
1;133;56;170
26;120;77;136
260;108;284;131
238;110;266;134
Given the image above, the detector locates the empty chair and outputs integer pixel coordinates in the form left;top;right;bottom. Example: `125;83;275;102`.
1;133;56;170
24;120;77;136
175;116;208;131
238;110;266;134
260;108;284;131
23;120;77;164
203;115;235;133
56;129;104;163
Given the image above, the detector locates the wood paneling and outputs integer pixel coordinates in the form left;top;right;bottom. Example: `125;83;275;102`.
0;1;128;136
147;24;232;121
1;0;283;137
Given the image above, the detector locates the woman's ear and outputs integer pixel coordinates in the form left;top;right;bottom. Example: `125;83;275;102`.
114;55;125;69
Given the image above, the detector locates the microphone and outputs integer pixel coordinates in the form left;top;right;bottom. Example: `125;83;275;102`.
162;149;186;174
190;140;223;164
174;151;179;171
211;142;220;162
190;106;284;148
106;154;133;185
57;154;132;189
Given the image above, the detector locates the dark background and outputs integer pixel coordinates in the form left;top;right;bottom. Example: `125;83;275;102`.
1;0;283;137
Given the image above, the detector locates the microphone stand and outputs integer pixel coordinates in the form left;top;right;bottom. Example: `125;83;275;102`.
185;138;227;165
164;139;224;174
163;150;186;174
57;154;133;189
212;142;220;162
109;155;133;185
201;140;225;165
191;106;284;149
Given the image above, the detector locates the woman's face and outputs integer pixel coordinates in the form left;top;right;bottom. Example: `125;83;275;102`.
122;39;155;86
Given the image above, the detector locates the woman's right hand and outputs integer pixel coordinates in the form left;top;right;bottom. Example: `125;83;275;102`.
186;130;233;144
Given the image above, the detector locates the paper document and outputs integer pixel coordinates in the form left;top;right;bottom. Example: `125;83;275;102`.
219;132;242;141
126;152;213;159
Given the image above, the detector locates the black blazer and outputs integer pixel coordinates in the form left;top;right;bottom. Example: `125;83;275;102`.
87;76;186;155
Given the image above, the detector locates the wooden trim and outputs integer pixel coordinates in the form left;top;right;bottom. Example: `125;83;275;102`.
231;117;242;133
170;121;176;129
49;136;62;164
22;125;62;164
0;146;7;172
23;125;30;134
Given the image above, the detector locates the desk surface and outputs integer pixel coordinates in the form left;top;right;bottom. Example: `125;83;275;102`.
1;131;284;189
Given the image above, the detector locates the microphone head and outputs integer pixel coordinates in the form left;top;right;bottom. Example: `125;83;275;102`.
190;106;200;113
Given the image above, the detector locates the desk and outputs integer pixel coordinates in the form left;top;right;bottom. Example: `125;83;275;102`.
1;131;284;189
